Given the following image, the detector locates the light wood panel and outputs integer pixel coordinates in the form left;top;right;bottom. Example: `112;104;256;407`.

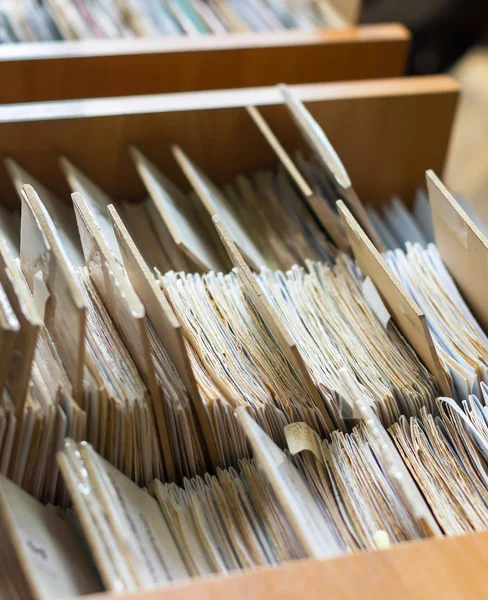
445;47;488;216
0;76;458;209
428;170;488;333
91;531;488;600
0;24;408;103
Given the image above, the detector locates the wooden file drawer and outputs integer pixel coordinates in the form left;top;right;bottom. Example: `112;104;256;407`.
0;74;470;600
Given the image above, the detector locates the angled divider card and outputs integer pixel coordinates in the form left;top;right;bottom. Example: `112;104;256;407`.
59;156;123;264
20;185;86;403
108;204;220;469
6;158;84;268
0;475;102;600
119;200;172;275
72;192;174;478
337;368;443;538
246;105;349;251
278;85;385;252
173;146;267;271
338;200;451;396
129;146;191;273
61;156;169;274
130;146;227;273
0;236;41;413
236;407;342;559
72;191;155;396
212;215;334;432
427;170;488;332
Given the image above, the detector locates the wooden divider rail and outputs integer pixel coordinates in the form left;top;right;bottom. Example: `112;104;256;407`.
0;75;470;600
0;24;410;103
0;76;457;208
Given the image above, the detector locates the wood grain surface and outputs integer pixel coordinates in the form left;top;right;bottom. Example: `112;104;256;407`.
0;24;409;103
91;531;488;600
0;76;458;209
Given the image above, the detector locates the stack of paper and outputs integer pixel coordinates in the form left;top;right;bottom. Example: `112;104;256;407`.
390;396;488;535
367;192;433;251
0;180;214;499
0;185;85;507
172;144;336;271
55;414;345;594
367;190;488;251
258;255;439;428
162;268;328;463
222;168;336;268
289;422;428;549
386;243;488;400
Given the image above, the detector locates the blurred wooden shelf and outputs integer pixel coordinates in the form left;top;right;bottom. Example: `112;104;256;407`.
0;23;410;103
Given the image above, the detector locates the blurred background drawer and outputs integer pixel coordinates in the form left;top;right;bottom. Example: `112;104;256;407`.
0;23;410;103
